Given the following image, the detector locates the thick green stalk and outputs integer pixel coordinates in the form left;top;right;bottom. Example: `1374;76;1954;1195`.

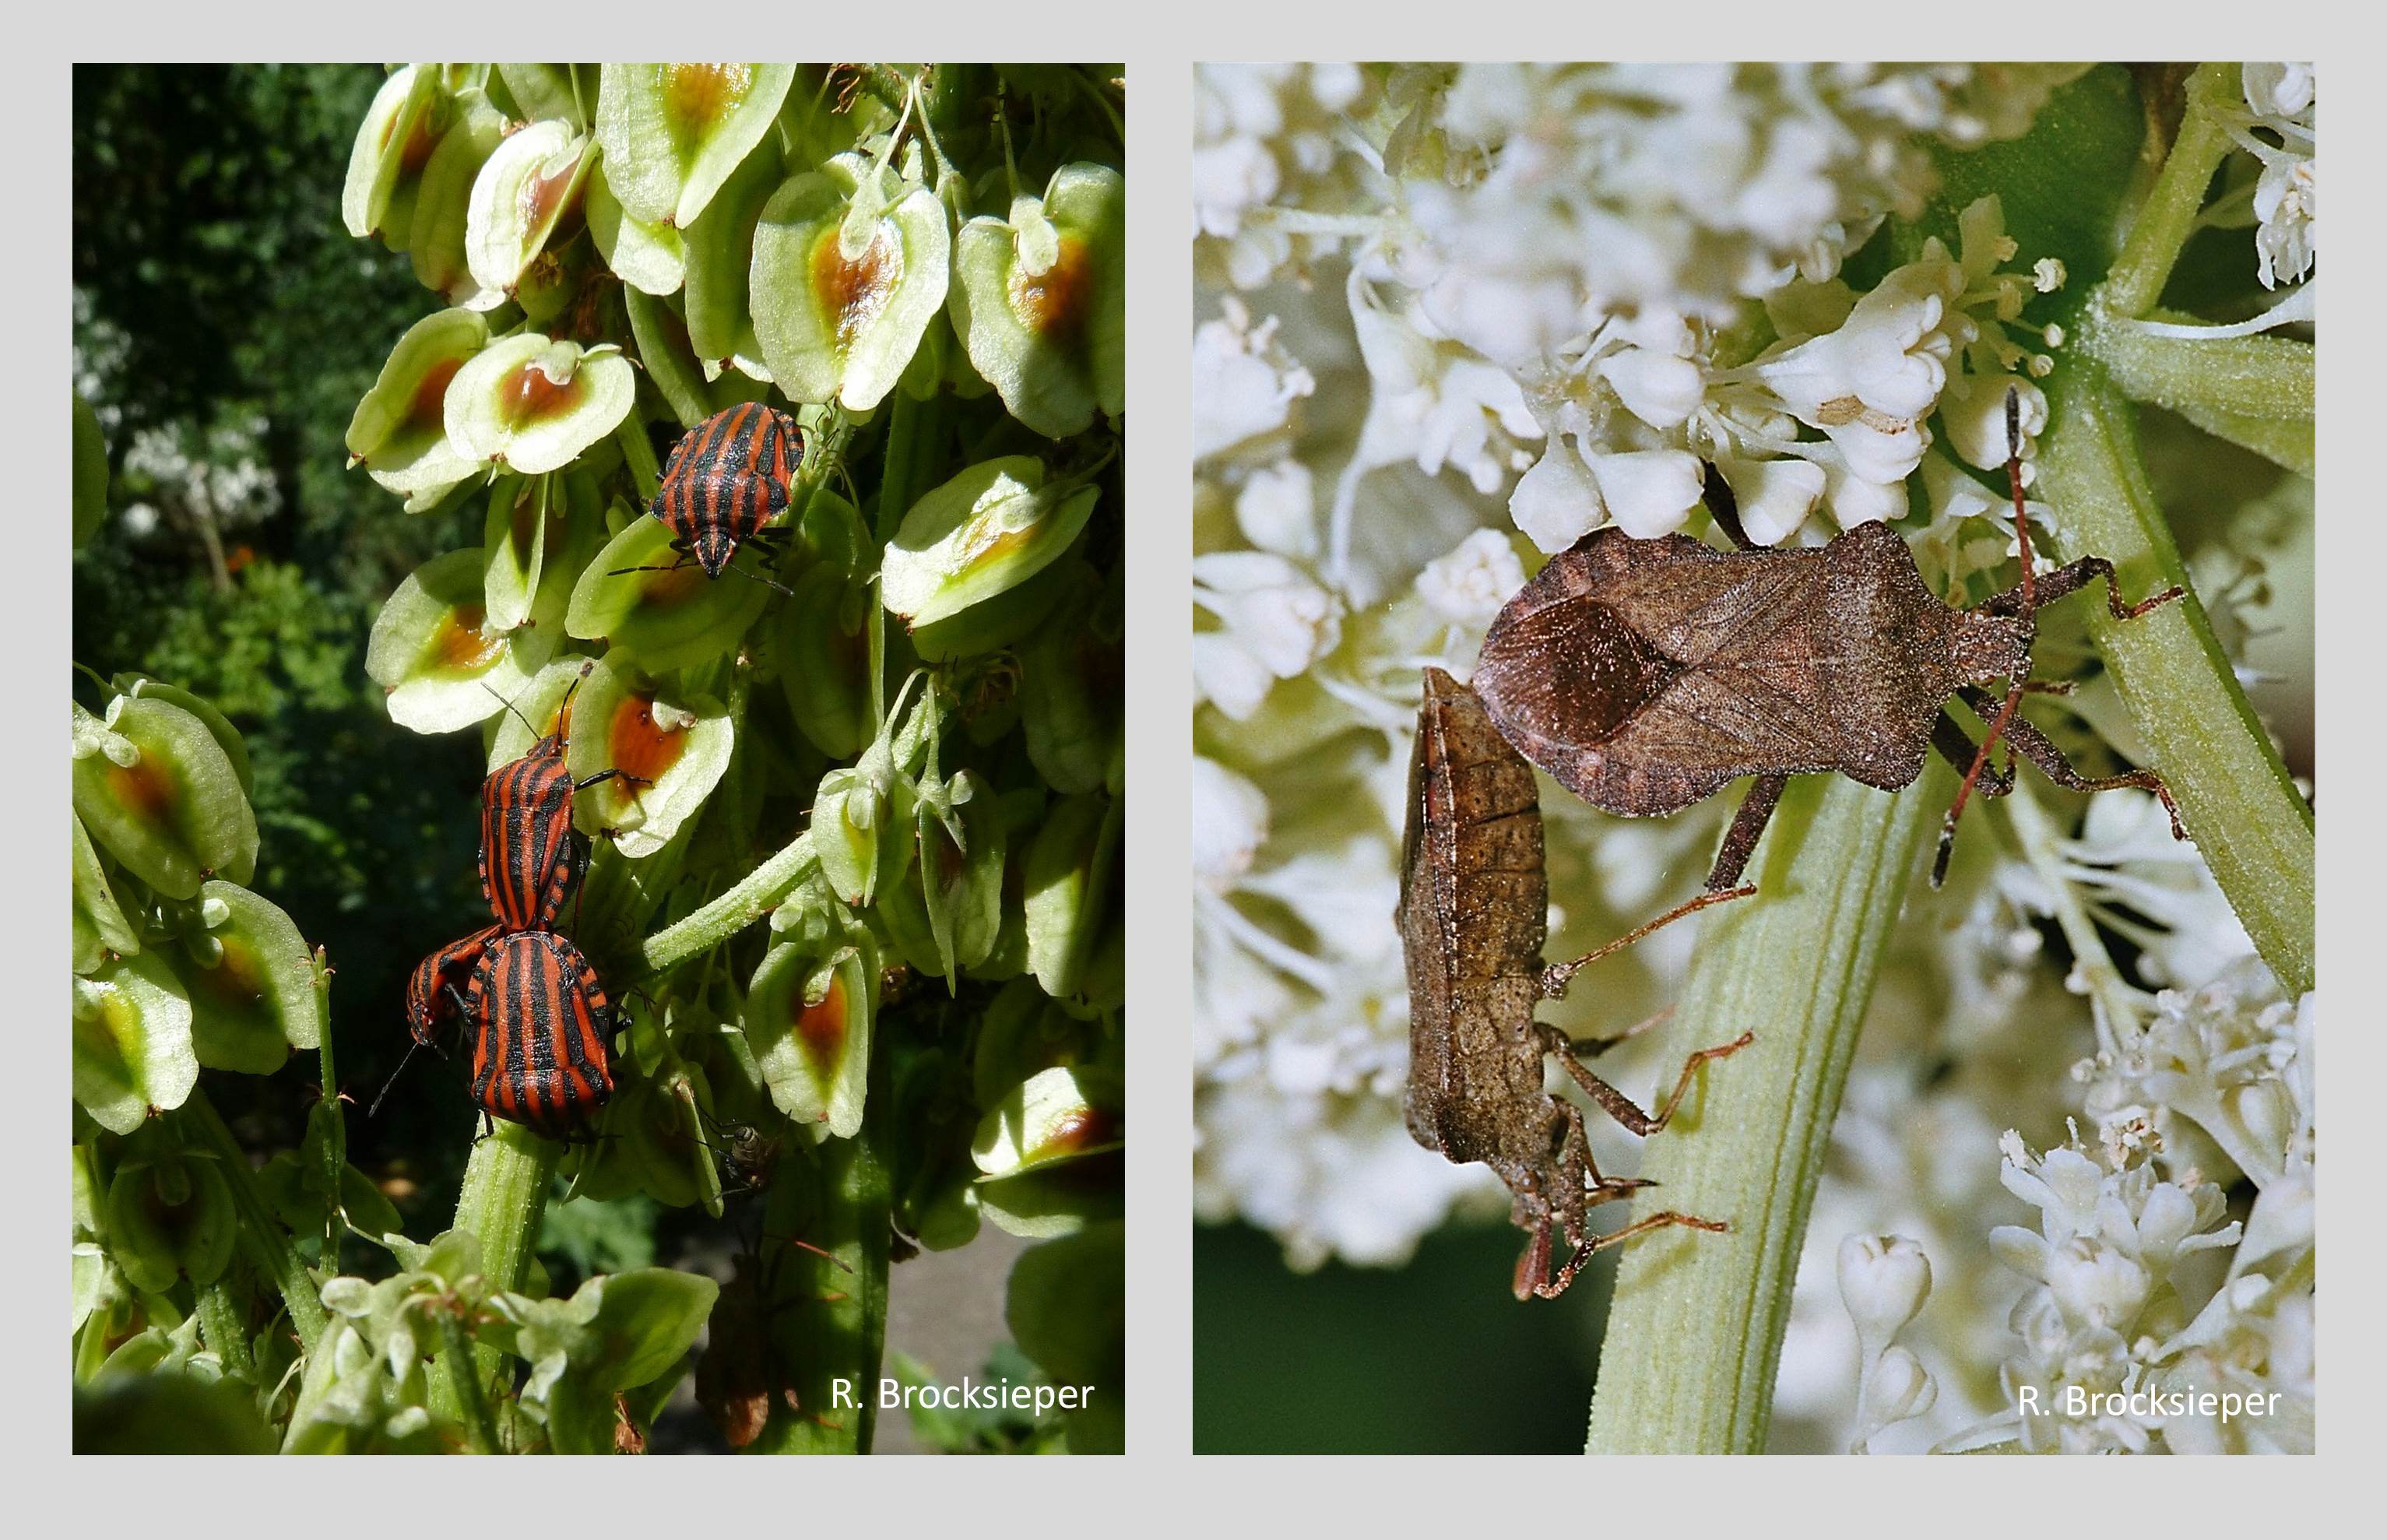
2032;373;2314;993
749;1122;894;1454
181;1092;328;1355
430;1123;561;1426
1586;769;1943;1454
195;1277;256;1384
634;832;817;979
2083;325;2313;426
2103;63;2241;318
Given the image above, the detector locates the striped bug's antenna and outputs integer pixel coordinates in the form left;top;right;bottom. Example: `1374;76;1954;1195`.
369;1037;425;1119
1934;388;2035;887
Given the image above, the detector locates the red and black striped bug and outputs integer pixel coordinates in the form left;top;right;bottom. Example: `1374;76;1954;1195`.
371;923;504;1118
462;928;616;1134
403;924;501;1048
480;660;638;933
612;403;803;587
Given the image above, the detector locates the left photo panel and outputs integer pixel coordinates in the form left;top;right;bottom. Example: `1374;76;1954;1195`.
72;63;1124;1455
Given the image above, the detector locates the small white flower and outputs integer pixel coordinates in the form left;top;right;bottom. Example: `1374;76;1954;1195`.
1234;459;1319;559
1191;550;1343;720
1717;455;1826;545
1838;1234;1933;1360
1510;435;1605;553
1597;345;1707;431
1192;756;1270;894
1939;372;2046;473
1588;448;1706;538
1415;529;1527;628
2243;62;2315;121
2253;153;2315;290
1192;299;1317;463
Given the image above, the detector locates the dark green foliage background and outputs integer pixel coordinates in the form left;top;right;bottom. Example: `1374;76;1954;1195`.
73;63;505;1208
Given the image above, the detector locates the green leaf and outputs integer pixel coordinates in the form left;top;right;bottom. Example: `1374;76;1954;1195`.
770;563;874;759
114;677;251;796
341;65;441;242
881;456;1100;628
751;152;953;410
74;952;200;1134
345;307;491;498
73;814;142;975
1021;791;1120;1000
1004;1221;1123;1454
72;695;256;898
565;513;770;673
444;333;636;475
587;154;687;296
561;661;735;858
680;140;785;383
366;548;546;733
170;880;320;1073
107;1151;237;1293
972;1065;1122;1180
595;64;796;228
921;771;1006;978
74;392;108;548
949;162;1125;438
463;119;593;303
624;287;715;428
747;944;874;1138
407;88;508;305
1018;561;1121;793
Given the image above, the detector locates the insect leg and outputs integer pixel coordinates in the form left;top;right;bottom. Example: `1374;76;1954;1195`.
1542;1023;1756;1137
1981;556;2185;622
1954;686;2188;841
1705;774;1789;892
1700;461;1759;551
1930;711;2014;799
1539;1211;1731;1299
1541;888;1753;998
1565;1004;1673;1060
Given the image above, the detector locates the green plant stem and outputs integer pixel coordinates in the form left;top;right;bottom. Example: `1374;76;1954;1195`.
871;392;941;728
315;953;346;1265
634;832;817;979
2081;324;2313;425
2104;62;2241;318
430;1123;561;1426
1586;769;1943;1454
181;1090;328;1355
440;1310;500;1454
195;1277;256;1384
2033;372;2314;994
750;1114;894;1454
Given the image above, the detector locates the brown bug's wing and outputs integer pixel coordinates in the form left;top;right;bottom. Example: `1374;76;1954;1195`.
1399;670;1547;1158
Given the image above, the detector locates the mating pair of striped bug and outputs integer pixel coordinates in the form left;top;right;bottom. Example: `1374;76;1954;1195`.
396;663;637;1135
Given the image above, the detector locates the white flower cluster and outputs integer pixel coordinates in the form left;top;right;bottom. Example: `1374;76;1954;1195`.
2235;64;2315;290
1192;62;2084;1273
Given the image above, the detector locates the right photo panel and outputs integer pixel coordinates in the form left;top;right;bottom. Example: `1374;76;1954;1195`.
1191;63;2313;1454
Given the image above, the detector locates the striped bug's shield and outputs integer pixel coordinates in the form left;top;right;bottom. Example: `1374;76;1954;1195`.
466;930;615;1133
652;403;802;577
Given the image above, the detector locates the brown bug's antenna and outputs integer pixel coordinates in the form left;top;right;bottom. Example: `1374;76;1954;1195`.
1934;388;2034;887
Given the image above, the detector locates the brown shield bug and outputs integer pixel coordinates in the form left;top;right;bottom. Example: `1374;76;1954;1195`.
1471;392;2188;893
1397;666;1754;1301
